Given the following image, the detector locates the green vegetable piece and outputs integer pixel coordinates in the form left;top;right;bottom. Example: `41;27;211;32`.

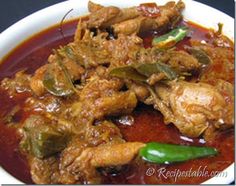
152;26;188;48
136;62;178;80
216;23;223;35
109;66;147;82
135;63;159;77
43;72;74;96
2;105;20;124
186;47;211;65
139;142;218;164
63;46;76;60
30;125;69;158
43;51;77;96
21;119;70;159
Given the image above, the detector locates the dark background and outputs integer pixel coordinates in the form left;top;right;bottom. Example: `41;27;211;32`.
0;0;234;33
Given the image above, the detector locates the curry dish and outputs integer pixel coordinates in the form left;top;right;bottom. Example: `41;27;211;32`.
0;1;234;184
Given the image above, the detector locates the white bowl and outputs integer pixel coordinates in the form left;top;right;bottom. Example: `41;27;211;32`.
0;0;234;184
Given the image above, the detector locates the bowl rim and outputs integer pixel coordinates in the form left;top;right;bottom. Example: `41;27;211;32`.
0;0;234;184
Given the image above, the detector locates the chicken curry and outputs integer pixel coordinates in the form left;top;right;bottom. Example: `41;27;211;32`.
0;1;234;184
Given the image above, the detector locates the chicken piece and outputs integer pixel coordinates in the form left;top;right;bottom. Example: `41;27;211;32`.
128;47;201;73
30;156;60;184
85;1;184;35
30;65;47;96
86;6;120;28
112;1;185;35
84;120;124;146
1;70;32;96
60;121;124;184
86;2;140;28
79;77;123;100
59;120;124;184
48;55;85;80
30;54;85;96
59;138;97;184
88;1;103;13
63;142;144;184
214;79;234;127
79;142;145;167
166;50;200;71
72;90;137;123
105;34;142;66
153;81;233;138
70;77;137;123
113;17;144;35
74;29;142;68
25;94;62;114
127;82;150;101
74;29;114;67
191;40;234;84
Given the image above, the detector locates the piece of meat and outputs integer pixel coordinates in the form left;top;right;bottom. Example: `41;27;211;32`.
72;90;137;123
30;156;60;184
127;82;150;101
112;1;185;35
147;73;166;85
80;142;145;167
1;71;32;96
79;78;123;100
169;82;227;137
63;142;144;184
166;50;200;71
85;1;184;35
74;28;142;68
190;40;234;84
113;17;145;35
30;54;85;96
86;2;140;28
70;77;137;124
59;138;92;184
59;120;124;184
153;81;234;138
25;94;63;114
30;65;47;96
86;6;121;28
88;1;103;13
48;55;85;80
214;79;234;127
105;34;142;67
128;47;201;73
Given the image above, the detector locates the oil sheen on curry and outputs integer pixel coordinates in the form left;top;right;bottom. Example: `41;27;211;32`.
0;1;234;184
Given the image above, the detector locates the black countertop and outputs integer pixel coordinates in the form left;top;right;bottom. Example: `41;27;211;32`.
0;0;234;32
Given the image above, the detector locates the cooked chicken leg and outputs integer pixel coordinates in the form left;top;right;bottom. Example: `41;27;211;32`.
149;81;234;138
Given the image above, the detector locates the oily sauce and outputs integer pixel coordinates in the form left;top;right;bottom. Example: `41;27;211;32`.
0;19;234;184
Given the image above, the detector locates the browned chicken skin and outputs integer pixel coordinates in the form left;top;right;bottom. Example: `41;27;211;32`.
86;1;185;35
154;81;234;137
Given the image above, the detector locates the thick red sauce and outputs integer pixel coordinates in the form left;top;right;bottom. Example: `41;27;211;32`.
0;19;234;184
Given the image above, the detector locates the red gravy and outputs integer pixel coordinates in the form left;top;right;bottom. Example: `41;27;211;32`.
0;19;234;184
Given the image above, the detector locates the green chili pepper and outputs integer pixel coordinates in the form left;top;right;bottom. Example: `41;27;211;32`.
109;66;147;82
139;142;218;164
152;26;188;48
